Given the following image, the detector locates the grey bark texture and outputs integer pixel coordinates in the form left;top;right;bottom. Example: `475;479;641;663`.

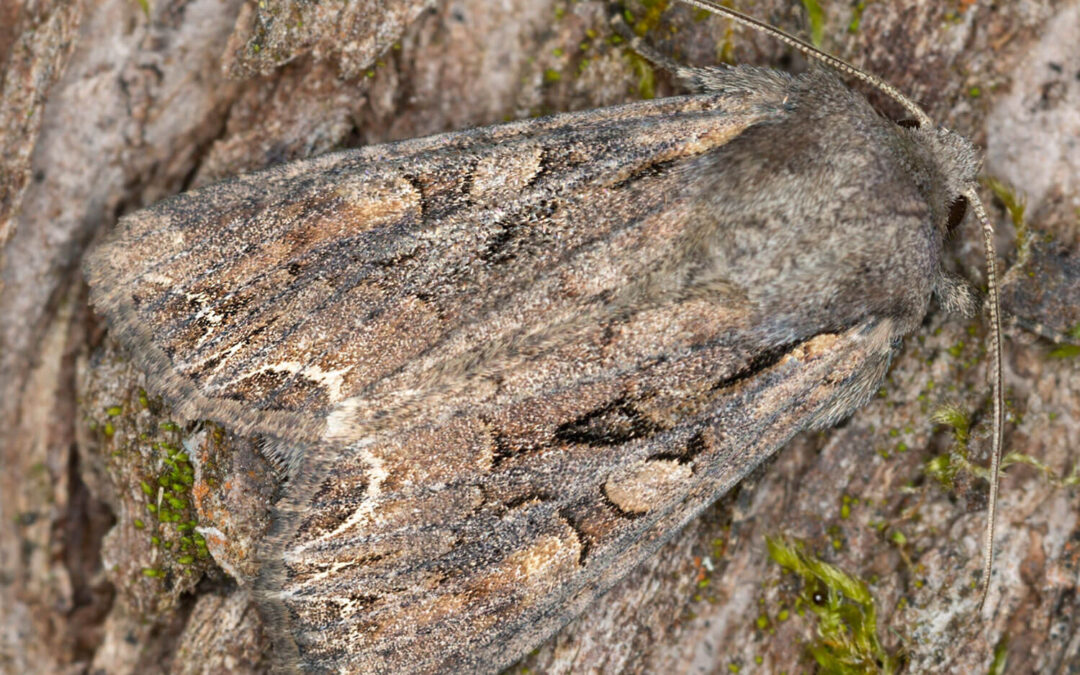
1;0;1078;672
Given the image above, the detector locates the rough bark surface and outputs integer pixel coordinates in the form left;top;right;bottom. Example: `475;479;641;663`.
1;0;1077;673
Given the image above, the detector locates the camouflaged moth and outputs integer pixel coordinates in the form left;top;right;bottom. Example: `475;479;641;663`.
84;0;1004;671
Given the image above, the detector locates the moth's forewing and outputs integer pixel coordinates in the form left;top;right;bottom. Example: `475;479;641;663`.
85;89;785;460
261;323;895;673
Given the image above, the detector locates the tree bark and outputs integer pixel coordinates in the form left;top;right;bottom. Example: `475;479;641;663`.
2;0;1078;672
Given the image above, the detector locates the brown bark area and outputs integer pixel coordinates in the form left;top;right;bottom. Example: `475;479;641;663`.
1;0;1077;672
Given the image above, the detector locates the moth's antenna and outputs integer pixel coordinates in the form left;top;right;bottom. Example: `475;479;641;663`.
676;0;933;128
679;0;1005;611
968;191;1004;612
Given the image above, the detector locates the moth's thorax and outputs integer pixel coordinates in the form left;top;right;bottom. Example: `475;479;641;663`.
681;68;956;345
897;125;981;235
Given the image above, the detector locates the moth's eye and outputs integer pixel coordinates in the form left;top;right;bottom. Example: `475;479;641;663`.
946;196;969;234
812;590;827;605
896;119;921;129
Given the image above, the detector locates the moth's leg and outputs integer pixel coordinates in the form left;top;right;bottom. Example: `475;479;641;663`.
934;270;979;318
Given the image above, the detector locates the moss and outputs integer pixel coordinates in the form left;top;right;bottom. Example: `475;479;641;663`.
767;536;901;674
922;401;1080;489
1001;451;1080;488
621;50;657;100
800;0;826;47
134;432;211;571
1049;344;1080;359
986;177;1030;261
88;375;214;594
989;636;1009;675
847;1;870;33
626;0;670;37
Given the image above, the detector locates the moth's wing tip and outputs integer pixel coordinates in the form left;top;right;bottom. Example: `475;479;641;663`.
252;524;301;671
251;448;339;673
85;270;324;458
252;564;304;673
84;204;174;281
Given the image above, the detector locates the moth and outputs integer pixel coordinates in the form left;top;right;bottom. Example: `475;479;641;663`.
83;0;1004;672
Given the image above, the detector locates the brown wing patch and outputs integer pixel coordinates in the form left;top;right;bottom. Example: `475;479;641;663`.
604;459;694;514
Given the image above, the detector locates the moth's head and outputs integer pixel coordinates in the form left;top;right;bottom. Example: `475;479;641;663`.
921;125;982;236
